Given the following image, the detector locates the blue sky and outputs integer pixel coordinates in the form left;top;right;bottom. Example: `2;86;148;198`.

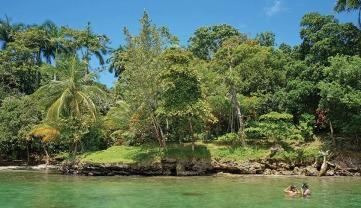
0;0;357;87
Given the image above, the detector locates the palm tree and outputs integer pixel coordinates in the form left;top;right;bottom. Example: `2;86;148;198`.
33;56;108;154
82;22;108;72
0;15;24;49
108;46;127;77
40;20;67;64
62;23;109;72
335;0;361;28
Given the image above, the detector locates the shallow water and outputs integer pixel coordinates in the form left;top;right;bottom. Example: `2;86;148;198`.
0;170;360;208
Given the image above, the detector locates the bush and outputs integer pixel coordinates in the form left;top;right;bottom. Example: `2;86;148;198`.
214;133;241;145
0;96;43;159
298;113;315;140
245;112;303;142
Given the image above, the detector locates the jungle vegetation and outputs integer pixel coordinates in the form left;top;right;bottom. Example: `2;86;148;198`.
0;1;360;163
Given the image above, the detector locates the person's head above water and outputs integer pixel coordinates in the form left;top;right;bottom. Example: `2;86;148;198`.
290;185;297;191
302;183;309;189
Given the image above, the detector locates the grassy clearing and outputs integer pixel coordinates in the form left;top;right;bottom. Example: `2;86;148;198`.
79;140;323;164
272;140;323;162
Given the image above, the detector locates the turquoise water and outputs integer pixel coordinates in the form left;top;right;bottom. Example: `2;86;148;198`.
0;170;360;208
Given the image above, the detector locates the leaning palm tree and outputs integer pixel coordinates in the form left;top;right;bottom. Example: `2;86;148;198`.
33;56;108;154
335;0;361;28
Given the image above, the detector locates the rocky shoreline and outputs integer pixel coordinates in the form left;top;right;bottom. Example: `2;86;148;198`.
60;158;361;177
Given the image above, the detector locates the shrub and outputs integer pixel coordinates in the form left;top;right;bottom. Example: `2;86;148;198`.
298;113;315;140
245;112;303;142
215;133;241;145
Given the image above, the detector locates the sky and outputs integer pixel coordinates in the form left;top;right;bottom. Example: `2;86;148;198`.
0;0;358;87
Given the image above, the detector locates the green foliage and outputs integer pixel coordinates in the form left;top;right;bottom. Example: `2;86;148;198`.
80;143;272;164
33;57;109;122
298;113;315;140
334;0;361;28
214;43;287;95
214;133;241;145
0;96;43;158
239;95;266;119
160;48;201;114
245;112;304;142
189;24;245;60
114;11;179;147
319;55;361;136
1;10;361;162
255;31;275;47
300;12;361;64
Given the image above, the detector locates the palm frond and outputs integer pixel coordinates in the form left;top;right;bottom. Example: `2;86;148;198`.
46;88;70;120
76;91;97;120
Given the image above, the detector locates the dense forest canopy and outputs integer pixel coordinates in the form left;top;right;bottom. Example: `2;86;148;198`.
0;2;360;161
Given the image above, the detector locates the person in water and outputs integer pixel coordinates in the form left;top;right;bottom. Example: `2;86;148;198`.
283;185;300;196
301;183;311;196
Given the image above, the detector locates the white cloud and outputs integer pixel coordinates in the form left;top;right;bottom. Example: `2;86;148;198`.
265;0;285;16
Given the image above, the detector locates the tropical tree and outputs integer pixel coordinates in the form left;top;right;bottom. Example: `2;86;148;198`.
40;20;69;64
189;24;245;60
319;55;361;140
0;15;24;49
255;31;276;47
108;46;127;77
300;12;361;64
334;0;361;28
0;96;43;160
32;56;109;154
28;125;60;166
61;23;109;71
159;48;216;150
212;37;287;143
115;11;177;148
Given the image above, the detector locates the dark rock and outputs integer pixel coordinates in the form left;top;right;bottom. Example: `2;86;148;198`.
59;157;361;177
326;170;335;176
304;166;318;176
263;168;272;175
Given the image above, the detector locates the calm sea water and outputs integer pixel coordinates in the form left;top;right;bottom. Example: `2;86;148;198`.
0;170;360;208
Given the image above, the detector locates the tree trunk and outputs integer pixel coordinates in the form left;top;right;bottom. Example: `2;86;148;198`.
165;118;169;139
36;50;42;88
319;155;328;177
151;115;166;149
152;118;162;147
42;143;49;168
73;141;78;156
27;143;30;165
189;117;195;152
230;88;237;133
330;121;335;146
358;8;361;29
235;102;246;146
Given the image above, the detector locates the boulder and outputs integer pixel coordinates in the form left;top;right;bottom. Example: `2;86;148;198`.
326;169;335;176
304;166;318;176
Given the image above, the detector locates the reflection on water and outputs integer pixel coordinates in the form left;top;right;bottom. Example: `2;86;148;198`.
0;170;360;208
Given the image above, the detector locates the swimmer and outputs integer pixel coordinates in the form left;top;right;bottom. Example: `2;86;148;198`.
301;183;311;197
283;185;300;196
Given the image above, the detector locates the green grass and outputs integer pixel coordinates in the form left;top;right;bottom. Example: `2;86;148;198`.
272;140;323;162
79;141;320;164
80;146;161;164
205;143;269;162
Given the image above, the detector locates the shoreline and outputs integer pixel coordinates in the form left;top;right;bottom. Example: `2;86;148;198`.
1;165;360;178
0;164;59;171
59;158;361;177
